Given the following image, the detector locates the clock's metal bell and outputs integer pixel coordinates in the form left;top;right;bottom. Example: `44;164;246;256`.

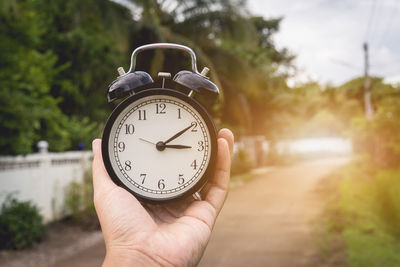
107;71;153;102
173;70;219;96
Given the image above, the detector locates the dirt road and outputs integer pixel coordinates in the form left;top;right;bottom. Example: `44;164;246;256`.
198;157;349;267
53;157;349;267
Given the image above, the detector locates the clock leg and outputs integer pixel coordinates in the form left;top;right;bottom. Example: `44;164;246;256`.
193;191;202;201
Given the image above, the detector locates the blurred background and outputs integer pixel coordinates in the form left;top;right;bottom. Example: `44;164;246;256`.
0;0;399;266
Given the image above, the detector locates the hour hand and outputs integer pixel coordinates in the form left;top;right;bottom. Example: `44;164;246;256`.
164;144;192;149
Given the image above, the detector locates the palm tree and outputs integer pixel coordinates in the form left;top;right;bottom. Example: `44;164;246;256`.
123;0;293;134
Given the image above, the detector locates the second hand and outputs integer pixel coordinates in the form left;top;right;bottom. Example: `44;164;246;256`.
139;138;156;145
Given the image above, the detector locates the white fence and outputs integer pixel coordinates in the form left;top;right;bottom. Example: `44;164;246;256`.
0;151;92;223
0;136;352;223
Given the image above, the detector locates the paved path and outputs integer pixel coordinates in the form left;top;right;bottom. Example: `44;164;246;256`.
53;157;349;267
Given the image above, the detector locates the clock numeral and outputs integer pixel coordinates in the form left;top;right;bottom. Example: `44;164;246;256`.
178;108;182;119
138;110;147;120
197;141;204;151
190;160;197;170
158;179;165;190
156;103;166;114
124;160;132;171
140;173;146;184
125;124;135;134
178;174;184;185
191;121;198;132
118;142;125;152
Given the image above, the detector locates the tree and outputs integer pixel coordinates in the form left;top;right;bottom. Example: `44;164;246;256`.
126;0;294;134
0;1;70;154
0;0;294;154
0;0;135;154
342;78;400;167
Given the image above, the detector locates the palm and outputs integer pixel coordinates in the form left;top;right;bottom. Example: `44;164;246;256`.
92;129;233;266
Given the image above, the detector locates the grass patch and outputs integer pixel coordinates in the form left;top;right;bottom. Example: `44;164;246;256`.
230;167;275;189
317;159;400;266
230;172;255;188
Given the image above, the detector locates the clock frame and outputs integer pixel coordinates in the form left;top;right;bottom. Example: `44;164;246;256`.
102;88;217;203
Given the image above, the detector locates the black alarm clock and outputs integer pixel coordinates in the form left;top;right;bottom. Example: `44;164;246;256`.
102;43;219;203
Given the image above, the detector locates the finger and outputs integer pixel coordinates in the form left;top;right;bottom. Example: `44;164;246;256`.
92;139;117;197
218;128;234;157
203;137;231;215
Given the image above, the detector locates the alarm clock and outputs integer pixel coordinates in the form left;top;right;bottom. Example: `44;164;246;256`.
101;43;219;203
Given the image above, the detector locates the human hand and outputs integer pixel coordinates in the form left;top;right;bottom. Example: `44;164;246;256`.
92;129;234;267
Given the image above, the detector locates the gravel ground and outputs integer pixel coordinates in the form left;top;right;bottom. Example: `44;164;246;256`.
0;222;103;267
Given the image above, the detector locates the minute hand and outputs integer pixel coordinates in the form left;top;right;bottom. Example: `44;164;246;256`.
164;124;193;144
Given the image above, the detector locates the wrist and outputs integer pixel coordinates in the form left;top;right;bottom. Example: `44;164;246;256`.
102;247;163;267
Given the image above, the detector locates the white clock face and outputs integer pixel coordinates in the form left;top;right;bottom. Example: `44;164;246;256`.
106;93;212;200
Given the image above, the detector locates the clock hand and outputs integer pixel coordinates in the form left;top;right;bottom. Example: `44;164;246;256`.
139;138;156;145
163;144;192;149
163;124;193;144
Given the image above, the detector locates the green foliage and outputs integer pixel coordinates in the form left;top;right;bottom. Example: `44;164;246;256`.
0;1;67;154
231;149;254;176
347;79;400;168
293;77;400;169
34;0;133;120
0;0;132;154
320;161;400;266
65;182;83;219
1;0;397;164
0;195;45;250
314;78;400;265
0;0;292;154
64;170;98;230
373;169;400;235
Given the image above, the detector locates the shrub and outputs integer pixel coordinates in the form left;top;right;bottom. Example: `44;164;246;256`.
372;168;400;236
231;149;254;176
320;161;400;266
0;195;45;250
64;170;99;230
350;97;400;168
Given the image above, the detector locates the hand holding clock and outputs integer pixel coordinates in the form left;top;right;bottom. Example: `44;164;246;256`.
92;128;234;266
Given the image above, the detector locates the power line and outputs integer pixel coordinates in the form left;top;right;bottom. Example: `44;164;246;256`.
364;0;378;42
375;1;399;49
329;58;361;71
369;0;384;46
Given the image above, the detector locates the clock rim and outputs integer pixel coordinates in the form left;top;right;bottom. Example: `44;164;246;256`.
101;88;218;203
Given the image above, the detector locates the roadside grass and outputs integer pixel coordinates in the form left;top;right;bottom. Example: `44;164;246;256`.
317;159;400;266
230;166;275;189
230;172;256;188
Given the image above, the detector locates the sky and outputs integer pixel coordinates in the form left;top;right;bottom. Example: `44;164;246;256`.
247;0;400;86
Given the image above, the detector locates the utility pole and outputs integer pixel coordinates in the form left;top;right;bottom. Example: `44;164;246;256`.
363;42;374;119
